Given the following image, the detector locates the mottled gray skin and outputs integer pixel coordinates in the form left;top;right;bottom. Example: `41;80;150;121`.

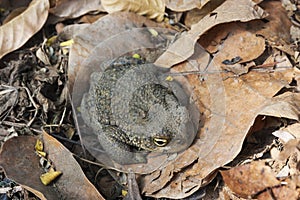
81;56;198;164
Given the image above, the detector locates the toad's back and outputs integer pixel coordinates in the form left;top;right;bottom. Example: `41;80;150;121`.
81;56;199;164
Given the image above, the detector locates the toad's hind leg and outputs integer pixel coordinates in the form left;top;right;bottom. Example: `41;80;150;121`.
99;126;147;164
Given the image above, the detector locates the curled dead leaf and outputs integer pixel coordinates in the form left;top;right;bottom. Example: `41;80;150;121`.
0;0;49;59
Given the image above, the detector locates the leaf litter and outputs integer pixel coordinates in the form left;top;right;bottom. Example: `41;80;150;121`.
0;0;299;199
0;0;49;59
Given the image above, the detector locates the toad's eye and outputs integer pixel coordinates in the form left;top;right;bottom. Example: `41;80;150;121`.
153;137;169;147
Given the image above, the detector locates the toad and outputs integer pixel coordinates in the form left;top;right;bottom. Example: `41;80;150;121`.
81;56;198;164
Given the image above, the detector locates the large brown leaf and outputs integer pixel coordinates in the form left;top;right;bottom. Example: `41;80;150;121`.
0;0;49;59
0;136;60;199
0;133;104;199
41;132;104;199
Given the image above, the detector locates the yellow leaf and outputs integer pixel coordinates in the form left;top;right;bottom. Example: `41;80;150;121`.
148;28;158;36
122;190;128;196
132;53;141;59
101;0;165;22
165;75;173;81
60;39;74;47
40;170;62;185
36;150;47;157
46;35;57;46
35;139;43;151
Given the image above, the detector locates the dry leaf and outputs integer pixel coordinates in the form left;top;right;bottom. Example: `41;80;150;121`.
50;0;104;18
41;131;104;199
77;13;105;24
101;0;165;22
0;1;31;14
40;170;62;186
0;86;18;121
0;134;104;199
0;128;9;141
285;123;300;138
221;161;280;198
165;0;211;12
2;7;27;24
67;12;159;93
20;185;47;200
212;25;265;67
272;123;300;147
155;0;266;68
126;172;143;200
259;93;300;121
0;136;62;199
273;130;296;143
184;0;225;28
142;52;300;198
253;1;292;53
36;47;51;65
257;185;299;200
199;1;292;56
0;0;49;59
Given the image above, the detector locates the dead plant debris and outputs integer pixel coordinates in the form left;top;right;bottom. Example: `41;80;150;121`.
0;0;299;199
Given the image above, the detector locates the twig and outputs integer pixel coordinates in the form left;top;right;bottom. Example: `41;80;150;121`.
1;121;27;128
22;87;39;127
0;85;18;123
168;70;227;76
68;91;87;157
47;132;81;145
59;107;66;125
